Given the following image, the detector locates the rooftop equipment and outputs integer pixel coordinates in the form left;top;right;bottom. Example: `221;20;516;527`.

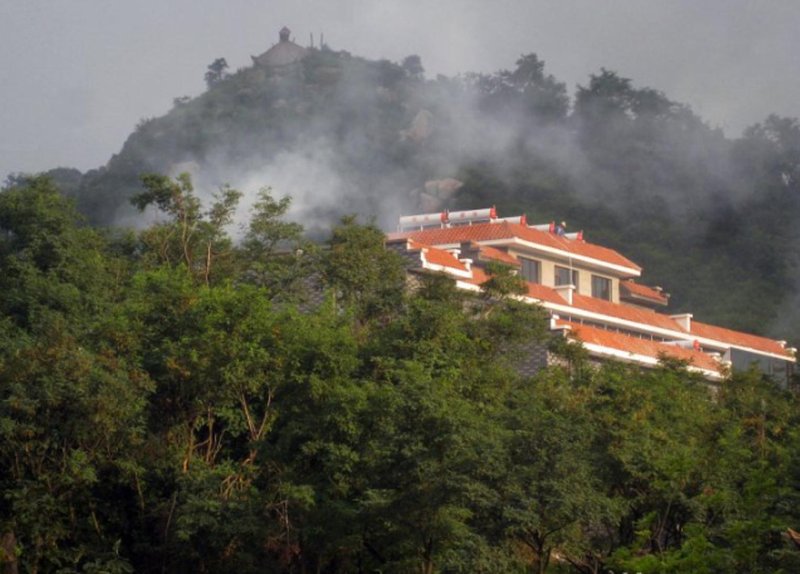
397;208;580;238
398;210;449;231
494;214;527;225
447;207;497;226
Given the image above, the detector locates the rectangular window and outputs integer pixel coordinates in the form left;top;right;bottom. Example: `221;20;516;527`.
591;275;611;300
555;266;579;287
519;257;540;283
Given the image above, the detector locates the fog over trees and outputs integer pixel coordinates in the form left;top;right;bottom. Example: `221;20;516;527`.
29;44;800;345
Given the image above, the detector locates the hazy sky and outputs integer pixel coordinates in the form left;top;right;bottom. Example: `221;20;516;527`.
2;0;800;181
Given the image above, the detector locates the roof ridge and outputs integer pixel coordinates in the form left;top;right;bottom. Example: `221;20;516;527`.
400;221;641;272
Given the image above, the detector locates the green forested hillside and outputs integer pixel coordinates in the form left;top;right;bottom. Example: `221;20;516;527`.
1;176;799;573
36;46;800;345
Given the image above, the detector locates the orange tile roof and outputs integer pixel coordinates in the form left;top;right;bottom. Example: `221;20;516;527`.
569;293;684;332
461;266;495;290
561;321;723;374
459;272;686;333
511;281;792;360
525;282;569;304
621;280;669;305
467;266;490;285
408;240;468;272
690;321;794;358
402;222;641;272
399;237;793;362
461;267;567;304
473;243;520;267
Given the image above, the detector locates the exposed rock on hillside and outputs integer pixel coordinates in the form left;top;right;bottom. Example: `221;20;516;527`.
411;177;464;211
400;109;434;143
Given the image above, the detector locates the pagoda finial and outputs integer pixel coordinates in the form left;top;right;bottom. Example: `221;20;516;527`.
279;26;291;42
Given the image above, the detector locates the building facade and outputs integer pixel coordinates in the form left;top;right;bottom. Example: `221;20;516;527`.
387;208;797;384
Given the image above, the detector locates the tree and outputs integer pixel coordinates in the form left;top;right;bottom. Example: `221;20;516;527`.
253;305;365;572
501;369;615;574
0;175;117;332
738;115;800;191
478;261;527;306
132;172;241;284
121;268;307;572
508;53;569;120
574;69;636;124
466;53;568;122
323;216;406;322
356;294;509;572
204;58;229;88
0;176;146;572
594;362;721;572
401;54;425;80
239;187;310;300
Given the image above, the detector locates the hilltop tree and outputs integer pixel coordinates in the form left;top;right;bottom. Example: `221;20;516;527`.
204;57;229;88
401;54;425;80
508;53;569;120
467;53;568;122
737;114;800;191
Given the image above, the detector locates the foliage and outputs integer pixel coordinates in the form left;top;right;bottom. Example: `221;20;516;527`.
132;172;242;285
1;176;800;572
401;54;425;80
204;57;229;88
479;260;527;300
5;36;800;572
0;177;147;572
238;187;310;300
322;215;406;322
467;53;569;122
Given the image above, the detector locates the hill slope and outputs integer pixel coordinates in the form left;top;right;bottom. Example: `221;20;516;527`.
46;44;800;344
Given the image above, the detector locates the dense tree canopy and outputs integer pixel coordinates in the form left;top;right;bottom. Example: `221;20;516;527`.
1;175;799;573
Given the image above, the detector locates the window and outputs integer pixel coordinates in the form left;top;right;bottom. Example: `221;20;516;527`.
519;257;541;283
591;275;611;300
555;266;579;287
